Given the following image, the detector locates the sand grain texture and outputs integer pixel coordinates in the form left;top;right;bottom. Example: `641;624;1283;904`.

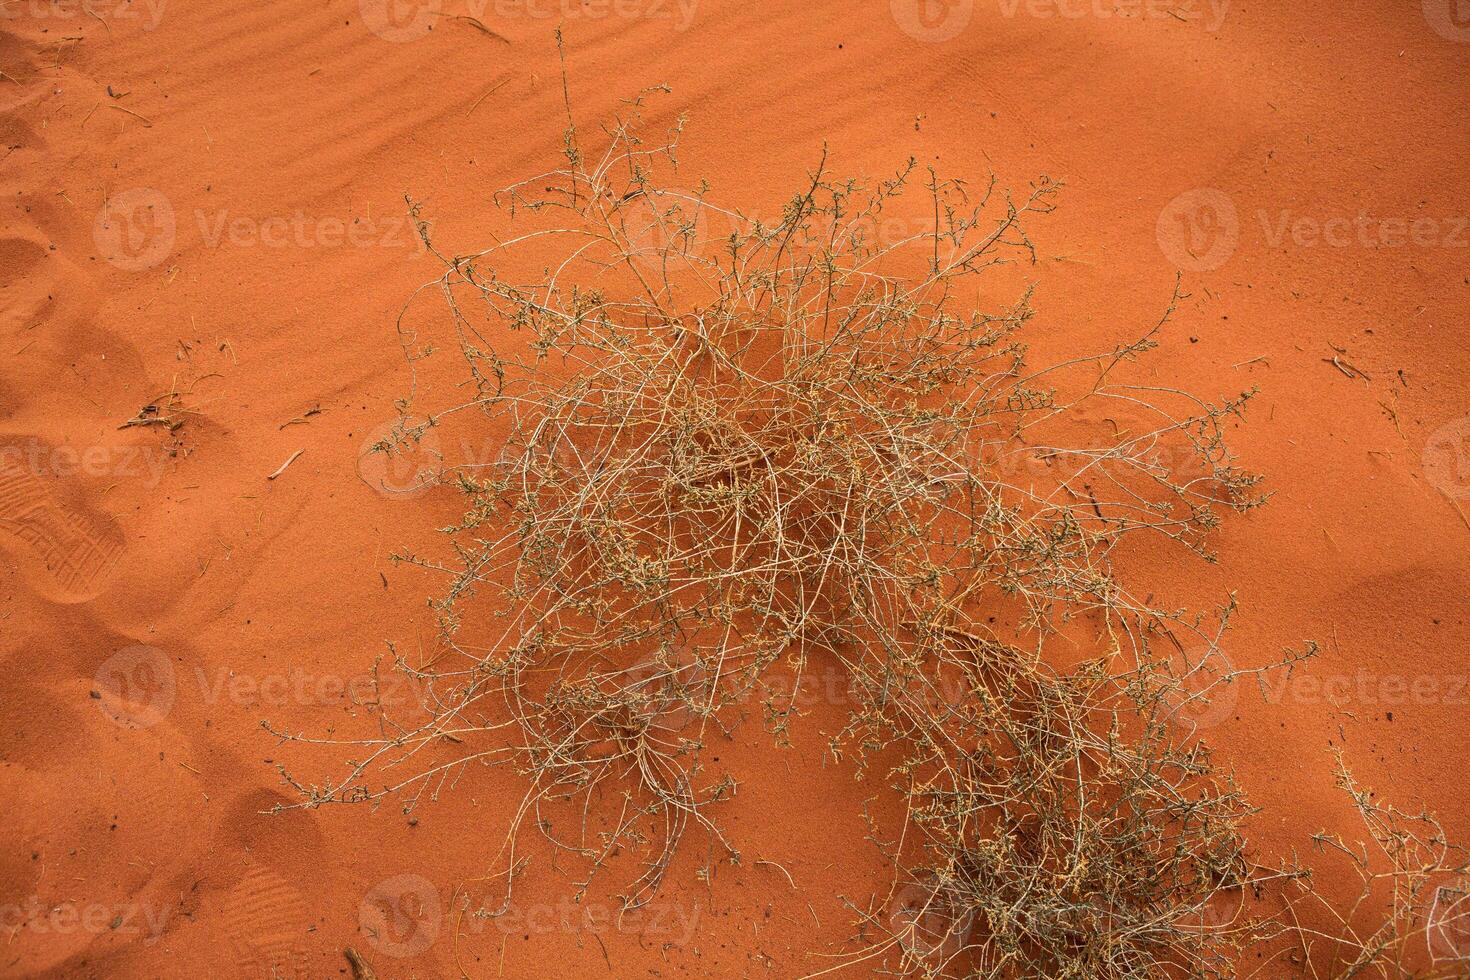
2;0;1468;976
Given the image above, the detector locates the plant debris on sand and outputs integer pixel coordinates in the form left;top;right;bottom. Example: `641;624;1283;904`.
271;82;1468;978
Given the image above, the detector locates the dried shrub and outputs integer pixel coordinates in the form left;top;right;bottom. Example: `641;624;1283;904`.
270;81;1457;978
1282;753;1470;978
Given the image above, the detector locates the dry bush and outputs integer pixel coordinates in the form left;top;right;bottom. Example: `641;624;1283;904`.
270;77;1462;978
1279;753;1470;979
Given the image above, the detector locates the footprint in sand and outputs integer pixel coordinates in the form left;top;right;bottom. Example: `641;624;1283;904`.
0;233;55;336
209;790;324;977
217;865;314;977
0;451;125;602
0;233;134;604
0;675;203;975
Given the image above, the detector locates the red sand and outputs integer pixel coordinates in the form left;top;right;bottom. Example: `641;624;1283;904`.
3;1;1469;976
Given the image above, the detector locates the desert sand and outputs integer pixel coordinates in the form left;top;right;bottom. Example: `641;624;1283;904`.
3;0;1469;976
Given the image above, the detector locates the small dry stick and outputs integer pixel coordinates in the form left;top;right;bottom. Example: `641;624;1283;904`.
266;449;304;481
467;76;512;118
279;407;323;429
106;103;154;127
343;947;378;980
